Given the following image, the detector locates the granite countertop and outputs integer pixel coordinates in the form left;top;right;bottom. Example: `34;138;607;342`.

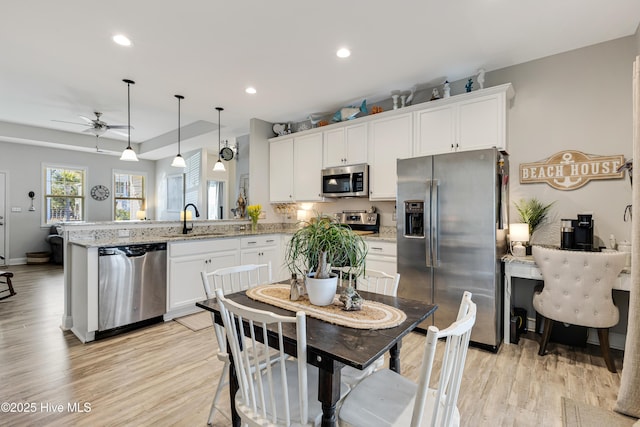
69;228;397;248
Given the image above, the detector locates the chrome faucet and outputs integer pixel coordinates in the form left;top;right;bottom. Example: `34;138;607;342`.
182;203;200;234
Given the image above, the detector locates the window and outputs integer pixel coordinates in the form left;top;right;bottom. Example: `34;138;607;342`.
113;172;146;221
44;165;86;224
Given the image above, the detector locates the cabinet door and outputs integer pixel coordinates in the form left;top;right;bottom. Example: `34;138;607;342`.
206;250;240;274
168;255;207;313
457;94;504;152
344;123;367;165
366;241;397;276
414;105;455;156
368;113;412;200
269;137;294;202
323;128;345;168
293;133;323;201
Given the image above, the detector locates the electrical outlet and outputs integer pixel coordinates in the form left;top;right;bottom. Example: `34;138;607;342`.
392;212;397;221
11;207;21;212
118;229;130;238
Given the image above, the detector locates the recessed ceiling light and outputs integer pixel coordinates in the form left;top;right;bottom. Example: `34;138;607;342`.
336;48;351;58
113;34;132;46
245;87;257;94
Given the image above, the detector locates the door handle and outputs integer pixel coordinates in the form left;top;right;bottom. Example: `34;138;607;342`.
425;180;433;268
431;180;439;267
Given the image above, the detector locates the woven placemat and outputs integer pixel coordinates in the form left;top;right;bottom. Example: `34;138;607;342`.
246;284;406;330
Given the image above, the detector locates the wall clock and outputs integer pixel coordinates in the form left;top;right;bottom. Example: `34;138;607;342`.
220;146;234;161
90;185;110;201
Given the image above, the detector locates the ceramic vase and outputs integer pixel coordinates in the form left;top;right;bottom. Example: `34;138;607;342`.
305;273;338;306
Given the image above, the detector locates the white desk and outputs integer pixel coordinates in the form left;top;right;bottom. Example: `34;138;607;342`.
503;254;631;345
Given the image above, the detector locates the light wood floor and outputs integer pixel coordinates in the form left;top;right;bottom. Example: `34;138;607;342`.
0;264;624;426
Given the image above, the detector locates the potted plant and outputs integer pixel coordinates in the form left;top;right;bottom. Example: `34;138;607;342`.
514;198;555;250
285;213;368;306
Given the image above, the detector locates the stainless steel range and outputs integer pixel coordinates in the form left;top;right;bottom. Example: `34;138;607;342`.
335;210;379;235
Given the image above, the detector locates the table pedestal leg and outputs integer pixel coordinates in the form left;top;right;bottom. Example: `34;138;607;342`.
389;341;402;374
318;365;341;427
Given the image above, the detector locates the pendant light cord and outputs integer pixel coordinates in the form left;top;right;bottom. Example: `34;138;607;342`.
123;79;135;149
216;107;224;161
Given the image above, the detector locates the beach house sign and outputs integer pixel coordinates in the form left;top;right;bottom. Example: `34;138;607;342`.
519;150;625;190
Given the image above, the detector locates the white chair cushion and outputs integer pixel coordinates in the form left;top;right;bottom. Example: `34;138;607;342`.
340;356;384;389
532;247;626;328
339;369;460;427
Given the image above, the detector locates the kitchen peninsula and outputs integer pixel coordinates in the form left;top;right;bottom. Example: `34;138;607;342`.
61;220;396;343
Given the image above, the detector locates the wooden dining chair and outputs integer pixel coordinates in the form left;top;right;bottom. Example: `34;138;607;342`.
200;262;275;425
339;291;477;427
532;246;626;373
340;269;401;388
215;287;348;426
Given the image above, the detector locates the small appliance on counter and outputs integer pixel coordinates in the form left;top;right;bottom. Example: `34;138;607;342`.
334;210;379;235
560;214;595;251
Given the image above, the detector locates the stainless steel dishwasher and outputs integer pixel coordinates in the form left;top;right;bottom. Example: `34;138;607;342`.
98;243;167;333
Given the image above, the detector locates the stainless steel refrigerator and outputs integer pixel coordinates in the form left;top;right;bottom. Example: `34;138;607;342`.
397;148;508;350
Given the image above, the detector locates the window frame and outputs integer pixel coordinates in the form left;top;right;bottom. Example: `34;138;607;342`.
112;169;147;221
42;163;87;226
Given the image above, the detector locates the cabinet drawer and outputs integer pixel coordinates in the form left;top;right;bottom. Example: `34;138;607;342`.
365;241;396;257
169;238;239;257
241;235;278;249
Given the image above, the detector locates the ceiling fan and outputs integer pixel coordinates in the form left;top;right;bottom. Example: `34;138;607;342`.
53;112;132;137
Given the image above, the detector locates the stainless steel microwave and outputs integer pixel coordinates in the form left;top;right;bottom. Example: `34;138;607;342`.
321;164;369;198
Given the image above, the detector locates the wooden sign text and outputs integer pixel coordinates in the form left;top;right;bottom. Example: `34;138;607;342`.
519;150;624;190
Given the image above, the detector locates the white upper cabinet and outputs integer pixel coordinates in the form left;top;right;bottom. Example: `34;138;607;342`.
368;113;412;200
323;123;367;167
414;105;455;156
269;133;324;203
413;84;513;156
269;137;294;202
293;133;324;201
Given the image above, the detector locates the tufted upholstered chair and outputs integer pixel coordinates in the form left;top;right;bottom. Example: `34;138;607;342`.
532;246;626;373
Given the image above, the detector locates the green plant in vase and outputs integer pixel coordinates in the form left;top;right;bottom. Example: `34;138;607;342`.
285;213;367;306
514;197;555;241
247;204;261;232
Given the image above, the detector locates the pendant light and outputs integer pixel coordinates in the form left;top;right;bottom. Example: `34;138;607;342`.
120;79;138;161
213;107;226;172
171;95;186;168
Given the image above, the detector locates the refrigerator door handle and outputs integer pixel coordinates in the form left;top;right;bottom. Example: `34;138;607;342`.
425;180;433;267
432;180;439;267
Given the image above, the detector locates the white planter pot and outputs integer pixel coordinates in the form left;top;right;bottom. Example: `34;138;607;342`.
305;273;338;306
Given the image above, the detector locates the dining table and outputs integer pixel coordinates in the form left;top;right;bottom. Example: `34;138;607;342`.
196;283;437;427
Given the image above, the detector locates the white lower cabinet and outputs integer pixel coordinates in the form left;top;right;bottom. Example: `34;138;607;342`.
240;235;282;282
167;238;240;318
365;240;397;277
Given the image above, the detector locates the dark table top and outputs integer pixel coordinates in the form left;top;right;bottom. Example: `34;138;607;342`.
197;286;437;370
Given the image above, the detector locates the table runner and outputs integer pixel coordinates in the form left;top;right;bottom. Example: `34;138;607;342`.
246;284;406;330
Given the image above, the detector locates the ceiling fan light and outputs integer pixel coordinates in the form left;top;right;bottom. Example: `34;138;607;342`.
120;146;138;161
171;154;186;168
88;127;107;136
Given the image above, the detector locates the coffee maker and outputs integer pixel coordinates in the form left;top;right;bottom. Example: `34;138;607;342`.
561;214;594;251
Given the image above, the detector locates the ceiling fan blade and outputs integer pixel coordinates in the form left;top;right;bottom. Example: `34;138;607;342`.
78;115;96;124
52;119;87;126
107;125;132;129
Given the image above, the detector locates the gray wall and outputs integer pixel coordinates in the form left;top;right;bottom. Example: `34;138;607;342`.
0;141;155;262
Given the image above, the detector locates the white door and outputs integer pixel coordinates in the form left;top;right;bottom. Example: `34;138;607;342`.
0;172;6;266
